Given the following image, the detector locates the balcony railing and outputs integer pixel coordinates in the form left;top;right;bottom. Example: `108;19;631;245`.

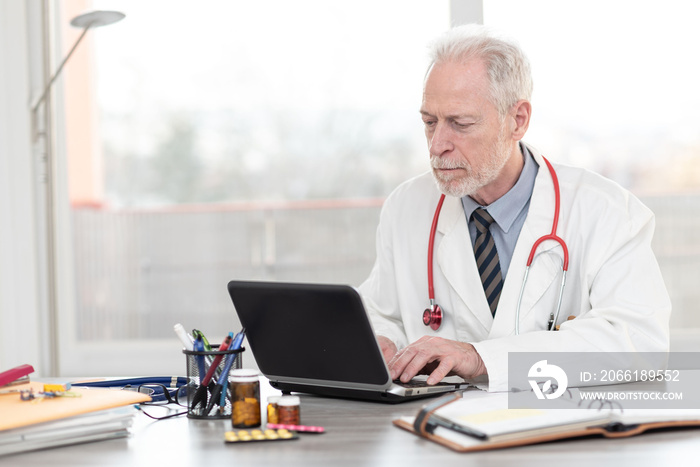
71;194;700;341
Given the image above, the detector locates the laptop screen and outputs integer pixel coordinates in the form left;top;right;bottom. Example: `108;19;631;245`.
228;281;391;387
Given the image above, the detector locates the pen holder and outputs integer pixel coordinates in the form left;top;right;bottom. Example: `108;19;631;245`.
182;345;244;419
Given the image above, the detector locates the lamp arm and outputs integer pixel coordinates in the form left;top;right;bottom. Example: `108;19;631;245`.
31;24;93;113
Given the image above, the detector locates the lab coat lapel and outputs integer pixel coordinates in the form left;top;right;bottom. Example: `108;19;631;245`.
435;196;494;333
490;148;564;337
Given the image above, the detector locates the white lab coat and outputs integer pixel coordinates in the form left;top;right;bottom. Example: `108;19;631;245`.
358;144;671;391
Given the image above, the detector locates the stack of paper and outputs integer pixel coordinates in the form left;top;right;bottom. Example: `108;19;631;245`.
0;381;151;457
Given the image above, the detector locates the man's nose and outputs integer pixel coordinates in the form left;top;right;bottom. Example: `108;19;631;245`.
428;122;453;157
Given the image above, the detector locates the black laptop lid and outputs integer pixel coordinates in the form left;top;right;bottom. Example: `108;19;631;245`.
227;280;391;387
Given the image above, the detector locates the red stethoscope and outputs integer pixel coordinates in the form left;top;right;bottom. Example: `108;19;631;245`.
422;157;569;333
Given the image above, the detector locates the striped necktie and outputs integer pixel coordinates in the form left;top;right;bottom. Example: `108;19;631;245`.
472;208;503;316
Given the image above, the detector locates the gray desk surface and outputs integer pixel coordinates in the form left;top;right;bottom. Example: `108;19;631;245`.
8;376;700;467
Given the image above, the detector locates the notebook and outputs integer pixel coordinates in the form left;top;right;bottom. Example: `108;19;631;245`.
227;280;470;403
393;388;700;452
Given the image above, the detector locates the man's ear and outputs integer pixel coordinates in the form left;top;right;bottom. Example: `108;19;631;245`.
509;100;531;140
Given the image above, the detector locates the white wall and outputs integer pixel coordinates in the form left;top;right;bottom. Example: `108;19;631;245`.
0;1;49;375
450;0;483;24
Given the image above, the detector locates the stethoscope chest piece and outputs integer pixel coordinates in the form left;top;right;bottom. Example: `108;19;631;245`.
422;303;442;331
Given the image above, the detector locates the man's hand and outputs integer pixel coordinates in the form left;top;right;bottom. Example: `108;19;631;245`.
377;335;398;364
387;336;487;385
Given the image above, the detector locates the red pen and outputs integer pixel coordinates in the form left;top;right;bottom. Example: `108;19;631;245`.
201;335;232;385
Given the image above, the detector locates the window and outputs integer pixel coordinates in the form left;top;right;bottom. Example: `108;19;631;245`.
485;0;700;341
56;0;450;374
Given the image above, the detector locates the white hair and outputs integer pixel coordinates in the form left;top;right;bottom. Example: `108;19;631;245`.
427;24;533;117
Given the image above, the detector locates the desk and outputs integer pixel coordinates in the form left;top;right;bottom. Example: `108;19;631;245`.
9;376;700;466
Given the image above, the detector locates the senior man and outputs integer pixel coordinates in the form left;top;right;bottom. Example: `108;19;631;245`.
358;24;670;392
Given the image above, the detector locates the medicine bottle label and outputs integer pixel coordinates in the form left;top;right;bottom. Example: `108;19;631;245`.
231;372;261;428
277;396;301;425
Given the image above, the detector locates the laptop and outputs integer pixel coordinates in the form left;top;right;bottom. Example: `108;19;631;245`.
227;280;470;403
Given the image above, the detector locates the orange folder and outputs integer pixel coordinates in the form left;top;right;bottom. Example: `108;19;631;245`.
0;381;151;432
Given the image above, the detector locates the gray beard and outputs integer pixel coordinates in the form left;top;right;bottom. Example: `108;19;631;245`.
430;137;511;199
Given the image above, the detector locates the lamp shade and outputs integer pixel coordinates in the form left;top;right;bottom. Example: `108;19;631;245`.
70;10;125;29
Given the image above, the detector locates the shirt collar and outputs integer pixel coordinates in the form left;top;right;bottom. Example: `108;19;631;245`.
461;143;538;233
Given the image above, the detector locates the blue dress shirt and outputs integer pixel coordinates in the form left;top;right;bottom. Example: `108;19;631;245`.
461;144;539;280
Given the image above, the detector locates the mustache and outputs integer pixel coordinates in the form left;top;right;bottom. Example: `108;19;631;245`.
430;156;468;171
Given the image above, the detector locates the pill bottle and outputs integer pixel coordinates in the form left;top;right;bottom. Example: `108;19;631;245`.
277;395;301;425
230;369;261;428
266;395;281;424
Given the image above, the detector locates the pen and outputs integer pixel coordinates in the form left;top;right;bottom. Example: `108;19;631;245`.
206;333;239;414
173;323;194;351
191;329;216;372
218;329;246;409
201;334;232;385
190;333;233;412
192;329;212;351
193;337;207;382
428;416;488;440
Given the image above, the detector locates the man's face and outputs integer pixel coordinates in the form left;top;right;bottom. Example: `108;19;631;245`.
420;58;513;200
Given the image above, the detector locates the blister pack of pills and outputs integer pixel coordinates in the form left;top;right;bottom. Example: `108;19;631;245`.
224;428;299;444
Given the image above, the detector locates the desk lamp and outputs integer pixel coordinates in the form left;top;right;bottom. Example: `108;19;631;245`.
31;10;125;114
